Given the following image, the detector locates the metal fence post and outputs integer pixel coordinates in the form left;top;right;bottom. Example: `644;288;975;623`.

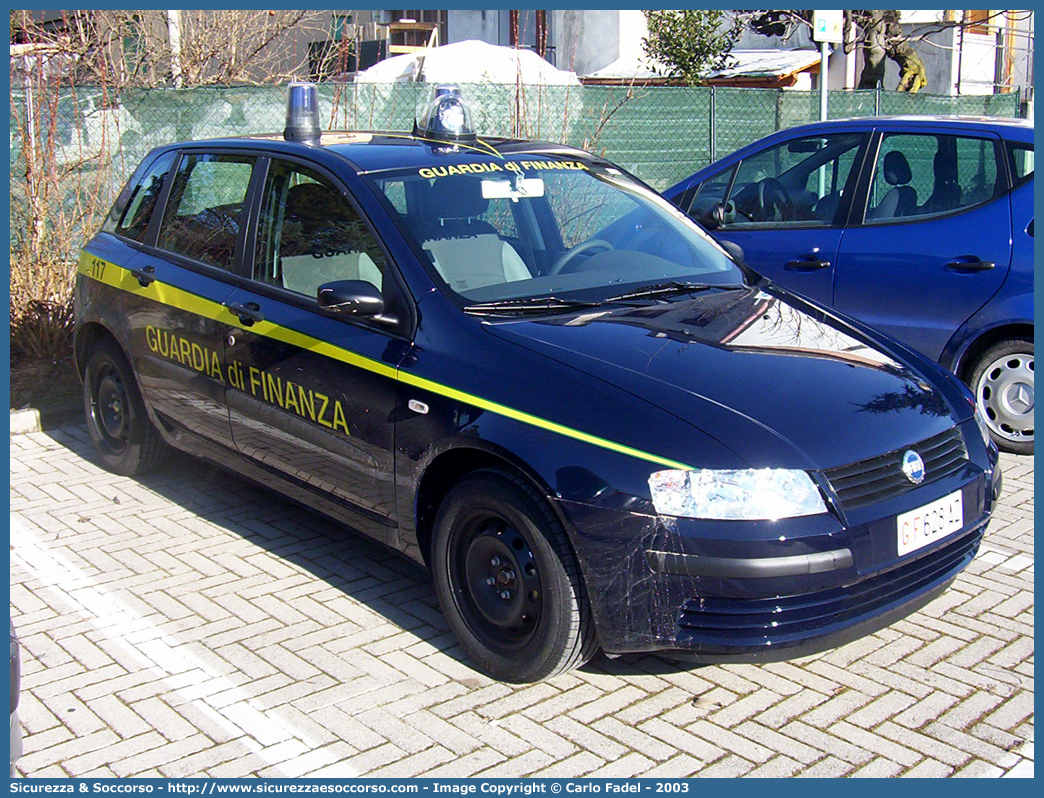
1015;86;1022;117
709;85;716;164
875;81;882;116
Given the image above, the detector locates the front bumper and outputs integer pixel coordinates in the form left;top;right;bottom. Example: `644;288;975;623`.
561;458;999;661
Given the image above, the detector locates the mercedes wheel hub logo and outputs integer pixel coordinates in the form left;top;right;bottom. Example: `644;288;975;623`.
901;450;925;485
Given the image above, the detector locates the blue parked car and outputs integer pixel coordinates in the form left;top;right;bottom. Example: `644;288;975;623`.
75;87;1001;681
665;116;1033;454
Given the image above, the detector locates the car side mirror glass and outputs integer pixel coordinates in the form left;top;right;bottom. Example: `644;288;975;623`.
317;280;386;318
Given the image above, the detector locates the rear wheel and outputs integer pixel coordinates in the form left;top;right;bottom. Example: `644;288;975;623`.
432;468;598;682
83;340;169;475
969;338;1033;455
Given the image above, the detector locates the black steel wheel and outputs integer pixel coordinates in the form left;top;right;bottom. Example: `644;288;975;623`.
432;468;598;682
83;340;168;475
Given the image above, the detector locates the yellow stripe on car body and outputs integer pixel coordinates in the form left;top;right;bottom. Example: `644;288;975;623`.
77;251;694;472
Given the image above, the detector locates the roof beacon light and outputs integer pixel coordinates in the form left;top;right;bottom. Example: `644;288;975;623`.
415;84;476;143
284;82;321;146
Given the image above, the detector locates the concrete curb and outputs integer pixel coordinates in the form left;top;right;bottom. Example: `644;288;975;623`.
9;403;84;435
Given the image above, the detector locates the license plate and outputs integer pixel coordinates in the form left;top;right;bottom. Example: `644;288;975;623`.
897;490;964;556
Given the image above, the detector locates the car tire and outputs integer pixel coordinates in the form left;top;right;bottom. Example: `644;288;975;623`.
83;340;169;475
969;338;1034;455
432;468;598;683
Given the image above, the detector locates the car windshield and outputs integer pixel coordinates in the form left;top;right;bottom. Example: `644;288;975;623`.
363;156;743;305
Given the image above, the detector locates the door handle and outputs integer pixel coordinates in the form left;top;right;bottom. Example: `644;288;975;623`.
226;301;264;326
946;259;995;273
129;265;156;287
784;257;831;271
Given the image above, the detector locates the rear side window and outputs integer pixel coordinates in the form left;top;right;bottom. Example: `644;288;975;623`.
101;152;176;242
156;153;255;271
865;133;1000;223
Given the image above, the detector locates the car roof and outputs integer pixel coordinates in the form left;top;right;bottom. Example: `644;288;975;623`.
780;114;1033;139
149;130;598;173
665;113;1033;196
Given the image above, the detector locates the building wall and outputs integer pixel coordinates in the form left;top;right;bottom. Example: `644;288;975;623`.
448;10;506;46
552;10;621;75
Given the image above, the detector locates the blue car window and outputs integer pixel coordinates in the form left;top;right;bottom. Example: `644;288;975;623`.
684;163;734;221
254;161;386;298
1006;141;1034;186
156;153;255;271
718;133;862;228
103;151;177;242
865;133;1000;223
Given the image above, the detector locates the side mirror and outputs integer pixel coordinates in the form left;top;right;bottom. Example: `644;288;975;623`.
317;280;395;324
714;237;761;285
699;202;725;230
717;239;745;263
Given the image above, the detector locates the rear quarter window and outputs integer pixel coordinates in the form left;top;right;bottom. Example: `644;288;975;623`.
1007;141;1034;186
101;151;177;242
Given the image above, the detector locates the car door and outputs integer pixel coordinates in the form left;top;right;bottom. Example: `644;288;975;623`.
126;149;259;451
222;155;409;543
681;131;868;305
833;129;1012;361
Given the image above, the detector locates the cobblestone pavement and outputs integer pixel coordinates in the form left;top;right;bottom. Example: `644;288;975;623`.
10;424;1033;778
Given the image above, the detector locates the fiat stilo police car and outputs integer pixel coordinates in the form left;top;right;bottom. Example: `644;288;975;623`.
74;85;1002;682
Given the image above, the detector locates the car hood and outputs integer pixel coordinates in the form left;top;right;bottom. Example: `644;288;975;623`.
484;286;963;471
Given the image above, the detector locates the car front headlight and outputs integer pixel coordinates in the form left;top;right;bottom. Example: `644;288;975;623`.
648;468;827;520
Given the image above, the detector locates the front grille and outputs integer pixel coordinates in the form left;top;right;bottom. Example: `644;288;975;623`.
676;527;981;644
824;427;968;510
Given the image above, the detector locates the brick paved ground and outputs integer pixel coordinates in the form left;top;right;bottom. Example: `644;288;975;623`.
10;424;1033;778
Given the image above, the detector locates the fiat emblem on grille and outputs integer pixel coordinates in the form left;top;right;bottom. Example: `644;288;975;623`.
901;450;925;485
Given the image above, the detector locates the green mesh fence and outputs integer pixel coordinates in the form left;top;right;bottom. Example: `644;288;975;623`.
10;81;1021;263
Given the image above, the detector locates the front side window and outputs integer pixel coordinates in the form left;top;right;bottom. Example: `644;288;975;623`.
156;153;255;270
254;160;386;298
865;133;1000;223
365;157;739;303
714;133;863;228
683;163;733;223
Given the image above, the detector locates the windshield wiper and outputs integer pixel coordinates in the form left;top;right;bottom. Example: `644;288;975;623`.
463;296;603;316
601;281;737;303
463;281;746;316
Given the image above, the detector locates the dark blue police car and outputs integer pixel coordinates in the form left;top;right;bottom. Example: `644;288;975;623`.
75;85;1002;682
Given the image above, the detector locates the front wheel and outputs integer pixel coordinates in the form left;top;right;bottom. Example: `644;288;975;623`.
83;340;169;475
968;338;1034;455
432;469;598;682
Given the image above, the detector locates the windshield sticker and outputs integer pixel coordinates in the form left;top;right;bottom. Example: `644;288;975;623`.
418;160;588;179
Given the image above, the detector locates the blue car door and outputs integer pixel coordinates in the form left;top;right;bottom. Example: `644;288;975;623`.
122;150;259;451
680;131;868;306
221;155;409;544
832;129;1012;362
